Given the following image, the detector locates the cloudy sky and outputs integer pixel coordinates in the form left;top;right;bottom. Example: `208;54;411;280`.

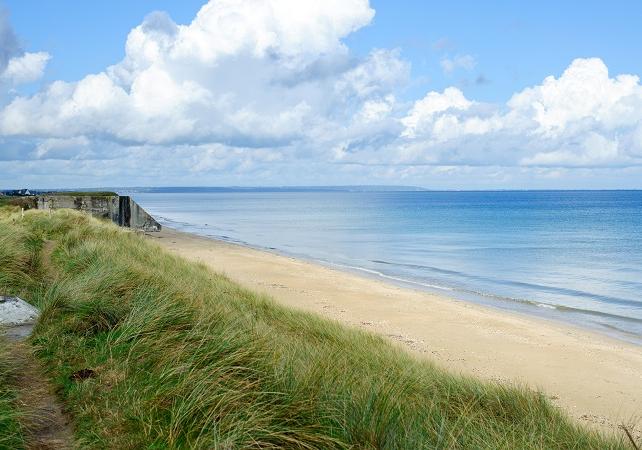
1;0;642;189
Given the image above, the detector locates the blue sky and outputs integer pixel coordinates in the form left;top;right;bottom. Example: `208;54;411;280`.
1;0;642;189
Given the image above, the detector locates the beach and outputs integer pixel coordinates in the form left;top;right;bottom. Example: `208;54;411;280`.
148;226;642;435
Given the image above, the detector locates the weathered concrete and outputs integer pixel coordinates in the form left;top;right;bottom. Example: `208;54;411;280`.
37;195;120;222
126;196;162;231
0;296;39;326
0;296;40;341
35;195;161;232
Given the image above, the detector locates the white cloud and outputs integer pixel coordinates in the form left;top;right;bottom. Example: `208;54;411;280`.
0;11;50;86
440;54;476;74
1;51;50;84
401;87;473;138
520;133;620;167
33;136;91;160
629;124;642;156
507;58;641;136
390;58;642;168
172;0;374;63
355;95;395;123
0;0;392;148
336;49;409;98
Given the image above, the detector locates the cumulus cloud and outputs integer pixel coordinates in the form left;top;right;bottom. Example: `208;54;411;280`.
0;0;395;148
390;58;642;168
0;10;50;85
0;0;641;188
507;58;641;136
355;95;395;123
2;51;50;84
401;87;473;138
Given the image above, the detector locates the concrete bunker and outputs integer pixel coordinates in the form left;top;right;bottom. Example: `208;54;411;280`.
35;194;161;232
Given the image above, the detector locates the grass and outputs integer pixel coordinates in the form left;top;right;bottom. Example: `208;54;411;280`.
0;196;37;209
0;207;631;449
0;212;33;450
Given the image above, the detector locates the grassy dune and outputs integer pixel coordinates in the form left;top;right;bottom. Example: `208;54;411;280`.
0;215;33;450
0;208;629;449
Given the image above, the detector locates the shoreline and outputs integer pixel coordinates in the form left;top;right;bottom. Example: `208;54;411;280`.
153;218;642;346
148;213;642;347
146;226;642;435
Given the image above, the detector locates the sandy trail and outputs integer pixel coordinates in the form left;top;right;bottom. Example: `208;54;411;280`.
148;227;642;436
8;342;74;450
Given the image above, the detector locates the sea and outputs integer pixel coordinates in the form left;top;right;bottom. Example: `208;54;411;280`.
128;188;642;344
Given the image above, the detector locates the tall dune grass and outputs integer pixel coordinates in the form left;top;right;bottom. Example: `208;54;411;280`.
0;208;628;448
0;217;32;450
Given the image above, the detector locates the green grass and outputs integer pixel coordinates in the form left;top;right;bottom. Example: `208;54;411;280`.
0;208;630;449
0;214;32;450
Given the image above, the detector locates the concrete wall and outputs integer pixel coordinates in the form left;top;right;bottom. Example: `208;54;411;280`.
118;196;162;232
37;195;120;222
36;195;161;232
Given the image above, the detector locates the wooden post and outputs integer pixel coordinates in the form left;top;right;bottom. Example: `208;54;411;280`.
21;207;24;219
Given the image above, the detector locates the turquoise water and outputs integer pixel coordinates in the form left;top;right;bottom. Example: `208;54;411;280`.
131;189;642;344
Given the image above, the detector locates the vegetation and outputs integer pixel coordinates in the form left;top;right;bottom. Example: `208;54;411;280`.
0;196;37;209
0;212;31;450
0;207;629;449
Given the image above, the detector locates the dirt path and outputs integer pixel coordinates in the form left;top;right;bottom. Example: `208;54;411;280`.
41;240;58;281
8;342;74;450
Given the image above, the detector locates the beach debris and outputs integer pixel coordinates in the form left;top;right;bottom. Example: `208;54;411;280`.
620;424;640;450
0;295;40;340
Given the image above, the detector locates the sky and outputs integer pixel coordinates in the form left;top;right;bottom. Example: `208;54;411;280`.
1;0;641;189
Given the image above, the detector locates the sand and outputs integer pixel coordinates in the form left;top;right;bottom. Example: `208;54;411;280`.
147;227;642;435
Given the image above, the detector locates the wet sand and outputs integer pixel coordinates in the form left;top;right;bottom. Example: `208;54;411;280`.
147;227;642;435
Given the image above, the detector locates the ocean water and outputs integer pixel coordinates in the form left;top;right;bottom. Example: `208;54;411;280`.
131;189;642;344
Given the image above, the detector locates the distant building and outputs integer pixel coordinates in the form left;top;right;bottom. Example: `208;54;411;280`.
3;189;33;196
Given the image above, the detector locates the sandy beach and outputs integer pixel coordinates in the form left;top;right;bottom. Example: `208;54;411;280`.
147;227;642;434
